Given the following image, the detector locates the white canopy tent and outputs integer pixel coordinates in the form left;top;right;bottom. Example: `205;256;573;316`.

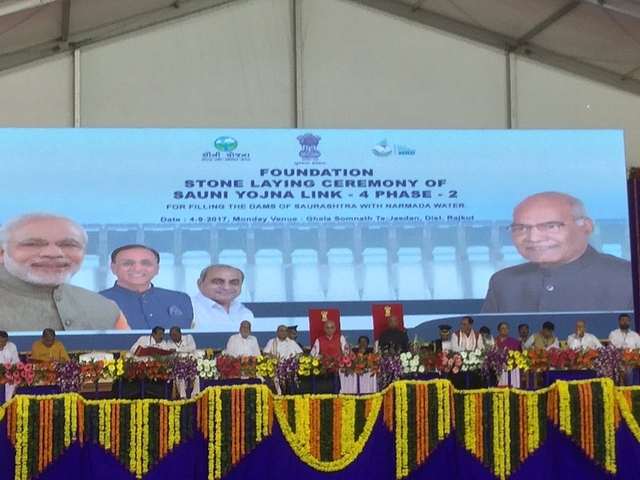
1;0;640;163
1;0;640;95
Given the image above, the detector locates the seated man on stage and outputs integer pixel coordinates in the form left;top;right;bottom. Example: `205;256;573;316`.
224;320;261;358
0;330;20;401
429;324;452;352
518;323;531;349
609;313;640;385
264;325;303;394
0;212;128;332
191;265;254;331
164;326;201;398
524;321;560;350
264;325;303;359
355;336;373;354
164;326;197;354
567;319;602;350
30;328;70;362
377;315;410;353
128;326;174;357
100;245;193;330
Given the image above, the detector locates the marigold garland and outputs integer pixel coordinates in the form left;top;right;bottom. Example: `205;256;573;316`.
393;380;453;478
273;391;383;472
202;385;270;480
3;380;638;480
552;379;616;474
616;387;640;443
453;385;552;478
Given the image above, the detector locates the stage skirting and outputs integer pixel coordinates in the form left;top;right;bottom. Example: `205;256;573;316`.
2;378;640;480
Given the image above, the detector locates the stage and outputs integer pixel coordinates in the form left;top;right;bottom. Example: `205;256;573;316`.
2;378;640;480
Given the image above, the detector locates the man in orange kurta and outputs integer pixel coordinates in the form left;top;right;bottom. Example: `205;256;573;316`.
30;328;70;362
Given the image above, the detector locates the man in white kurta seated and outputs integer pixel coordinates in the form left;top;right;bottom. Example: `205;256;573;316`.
567;319;602;350
128;326;172;358
264;325;303;394
0;331;20;402
609;313;640;349
264;325;303;359
609;313;640;385
224;321;261;358
165;326;197;353
165;326;203;398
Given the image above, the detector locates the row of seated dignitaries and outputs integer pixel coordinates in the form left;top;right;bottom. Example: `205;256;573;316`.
0;212;253;332
3;313;640;400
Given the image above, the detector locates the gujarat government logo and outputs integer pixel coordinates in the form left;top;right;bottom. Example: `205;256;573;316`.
214;136;238;152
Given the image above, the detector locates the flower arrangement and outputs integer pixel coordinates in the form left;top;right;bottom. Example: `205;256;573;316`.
0;362;36;386
593;344;622;379
506;350;531;371
298;356;323;376
102;358;125;379
377;353;404;389
197;358;220;380
621;348;640;368
547;348;598;370
54;360;84;393
526;348;550;371
274;355;299;385
458;349;483;372
440;351;463;374
5;347;636;392
79;360;106;383
123;358;170;381
480;346;509;380
255;356;277;378
215;355;267;378
168;355;198;383
399;351;425;375
419;349;444;372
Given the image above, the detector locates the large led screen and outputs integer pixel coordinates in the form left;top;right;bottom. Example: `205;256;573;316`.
0;129;631;346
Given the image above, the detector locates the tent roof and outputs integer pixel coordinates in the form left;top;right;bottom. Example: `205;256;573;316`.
1;0;640;96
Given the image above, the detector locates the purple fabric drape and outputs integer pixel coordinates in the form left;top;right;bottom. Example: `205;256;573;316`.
2;415;637;480
627;179;640;330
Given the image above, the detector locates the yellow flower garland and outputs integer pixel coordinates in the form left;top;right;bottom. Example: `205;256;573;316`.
600;378;616;474
273;392;383;472
437;380;452;440
616;388;640;443
340;395;356;456
395;383;408;478
553;379;617;475
4;380;632;480
463;393;476;455
556;381;572;434
393;380;453;478
15;396;28;480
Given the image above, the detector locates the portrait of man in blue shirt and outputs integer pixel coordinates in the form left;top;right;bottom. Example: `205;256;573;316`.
99;244;193;330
